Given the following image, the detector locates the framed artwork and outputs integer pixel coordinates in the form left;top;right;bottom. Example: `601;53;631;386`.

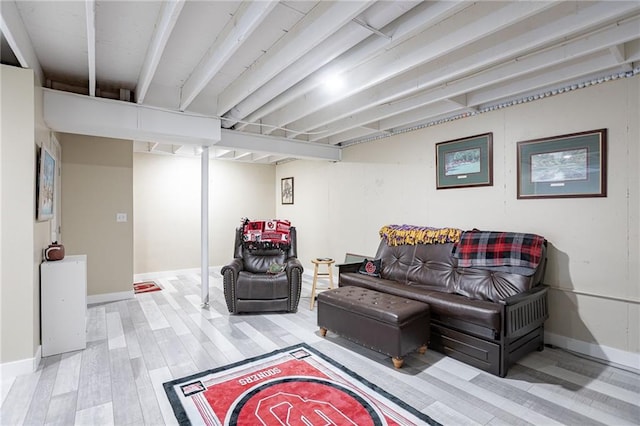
281;177;294;205
37;146;56;221
517;129;607;199
436;133;493;189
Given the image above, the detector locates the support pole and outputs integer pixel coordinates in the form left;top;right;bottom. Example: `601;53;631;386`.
201;146;210;307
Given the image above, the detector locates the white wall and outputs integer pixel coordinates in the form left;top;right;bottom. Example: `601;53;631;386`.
276;76;639;361
0;66;37;367
133;154;276;274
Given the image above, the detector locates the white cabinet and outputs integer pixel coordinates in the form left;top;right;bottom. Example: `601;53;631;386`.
40;255;87;356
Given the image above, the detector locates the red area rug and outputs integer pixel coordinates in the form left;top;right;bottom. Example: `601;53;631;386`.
133;281;161;294
163;343;440;425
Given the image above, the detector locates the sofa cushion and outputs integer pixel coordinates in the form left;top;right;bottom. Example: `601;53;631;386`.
415;290;502;336
375;243;415;282
340;271;401;290
243;250;287;274
455;267;536;302
237;271;289;299
339;275;501;335
406;243;456;292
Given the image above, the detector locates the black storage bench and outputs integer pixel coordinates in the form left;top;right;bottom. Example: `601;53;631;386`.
317;287;430;368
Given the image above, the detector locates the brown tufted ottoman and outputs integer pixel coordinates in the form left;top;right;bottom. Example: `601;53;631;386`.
317;286;430;368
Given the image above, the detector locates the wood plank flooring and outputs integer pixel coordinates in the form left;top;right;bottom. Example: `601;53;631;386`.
2;271;639;425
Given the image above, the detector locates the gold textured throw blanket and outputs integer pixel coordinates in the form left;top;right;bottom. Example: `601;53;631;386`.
379;224;462;246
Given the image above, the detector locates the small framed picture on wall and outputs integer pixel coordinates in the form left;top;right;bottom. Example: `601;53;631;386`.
436;133;493;189
517;128;607;199
281;177;294;205
37;146;56;221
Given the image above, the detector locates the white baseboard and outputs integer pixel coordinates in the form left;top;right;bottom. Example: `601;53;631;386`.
133;266;222;282
0;345;41;380
87;290;134;305
545;331;640;371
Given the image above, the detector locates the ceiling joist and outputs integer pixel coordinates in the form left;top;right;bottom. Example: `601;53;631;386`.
179;0;278;111
85;0;96;97
0;0;44;84
137;0;186;104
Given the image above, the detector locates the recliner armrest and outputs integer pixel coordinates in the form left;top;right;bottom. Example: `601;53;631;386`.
221;258;244;279
285;257;303;274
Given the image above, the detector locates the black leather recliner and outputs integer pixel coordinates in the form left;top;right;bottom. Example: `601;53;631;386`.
222;227;303;313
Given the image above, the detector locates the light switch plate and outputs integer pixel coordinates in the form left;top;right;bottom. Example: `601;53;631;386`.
116;213;127;222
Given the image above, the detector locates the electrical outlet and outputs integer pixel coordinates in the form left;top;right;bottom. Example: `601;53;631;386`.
116;213;127;222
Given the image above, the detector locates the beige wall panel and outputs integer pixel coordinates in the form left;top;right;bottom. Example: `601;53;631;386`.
276;76;639;355
547;289;630;348
33;85;52;352
133;154;275;274
60;135;133;296
0;66;36;363
629;303;639;354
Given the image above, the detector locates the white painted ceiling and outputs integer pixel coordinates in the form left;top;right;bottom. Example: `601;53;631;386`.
2;1;639;164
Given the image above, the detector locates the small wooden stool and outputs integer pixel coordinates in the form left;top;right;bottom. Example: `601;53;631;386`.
309;258;335;309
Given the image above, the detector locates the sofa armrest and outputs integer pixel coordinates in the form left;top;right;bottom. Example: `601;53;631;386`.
500;285;549;339
337;262;361;274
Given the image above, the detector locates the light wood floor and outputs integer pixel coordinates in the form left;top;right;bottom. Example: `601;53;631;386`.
2;271;639;425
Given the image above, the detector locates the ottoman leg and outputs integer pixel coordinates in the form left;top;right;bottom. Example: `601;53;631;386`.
319;327;327;337
392;357;404;369
418;344;427;354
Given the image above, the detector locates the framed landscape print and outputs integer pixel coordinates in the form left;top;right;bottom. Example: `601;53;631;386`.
436;133;493;189
37;146;56;221
281;177;294;205
517;129;607;199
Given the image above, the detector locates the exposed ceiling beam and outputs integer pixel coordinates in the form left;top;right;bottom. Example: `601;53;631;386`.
233;151;253;161
0;0;44;85
327;37;638;144
467;51;638;107
295;5;640;140
609;44;626;63
351;18;390;40
221;21;373;129
323;101;463;145
235;0;468;131
251;153;272;162
225;1;435;130
216;1;373;117
261;1;555;134
219;129;340;162
420;16;640;108
43;89;221;145
179;0;278;111
215;149;235;159
307;96;462;142
85;0;96;96
326;127;378;145
137;0;185;104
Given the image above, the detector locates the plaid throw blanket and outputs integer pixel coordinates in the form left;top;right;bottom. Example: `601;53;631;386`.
452;230;545;271
242;219;291;250
379;224;462;246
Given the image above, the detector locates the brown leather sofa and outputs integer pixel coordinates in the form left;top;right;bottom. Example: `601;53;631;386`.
338;236;548;377
222;227;303;314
